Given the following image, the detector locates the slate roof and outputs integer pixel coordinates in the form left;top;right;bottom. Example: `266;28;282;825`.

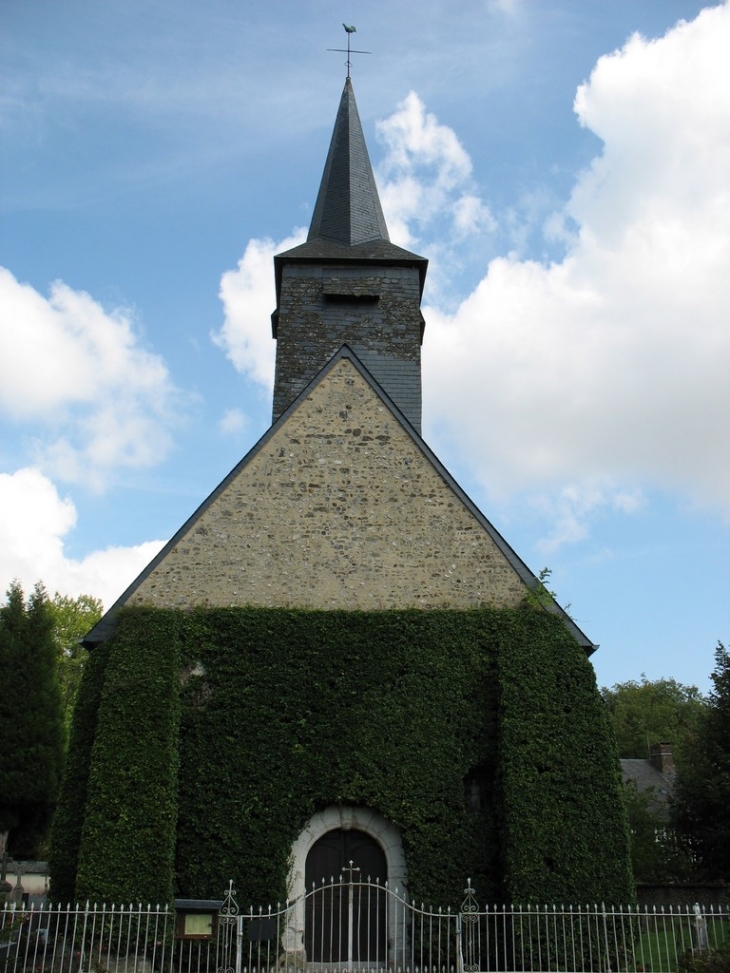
274;79;427;299
83;345;596;654
308;77;390;247
621;758;675;819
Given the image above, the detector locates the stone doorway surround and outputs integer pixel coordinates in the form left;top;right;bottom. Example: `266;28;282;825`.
283;806;408;961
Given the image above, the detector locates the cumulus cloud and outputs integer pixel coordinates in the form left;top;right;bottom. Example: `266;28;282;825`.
0;467;165;609
424;3;730;530
0;268;180;489
376;91;496;248
213;230;306;388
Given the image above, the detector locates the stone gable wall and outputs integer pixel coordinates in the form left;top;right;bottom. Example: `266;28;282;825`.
273;263;423;430
130;359;525;611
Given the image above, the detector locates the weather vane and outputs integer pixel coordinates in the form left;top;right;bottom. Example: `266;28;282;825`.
327;24;371;79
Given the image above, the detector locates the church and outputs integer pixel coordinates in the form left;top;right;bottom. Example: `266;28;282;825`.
50;79;633;916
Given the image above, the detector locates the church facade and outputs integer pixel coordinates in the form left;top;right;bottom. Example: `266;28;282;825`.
50;80;633;916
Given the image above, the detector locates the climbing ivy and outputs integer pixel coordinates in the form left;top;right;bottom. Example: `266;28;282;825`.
173;607;501;908
495;609;634;904
51;605;633;909
48;636;111;904
73;609;181;905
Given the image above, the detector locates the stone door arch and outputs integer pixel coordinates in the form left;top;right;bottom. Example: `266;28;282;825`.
284;806;408;961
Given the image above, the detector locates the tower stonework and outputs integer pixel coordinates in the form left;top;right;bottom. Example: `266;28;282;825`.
272;78;428;431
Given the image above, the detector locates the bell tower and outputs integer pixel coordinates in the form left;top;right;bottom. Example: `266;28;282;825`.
271;79;428;432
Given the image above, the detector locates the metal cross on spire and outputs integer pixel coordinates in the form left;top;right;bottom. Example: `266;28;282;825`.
327;24;371;79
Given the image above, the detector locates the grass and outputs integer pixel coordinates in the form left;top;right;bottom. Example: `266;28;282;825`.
635;920;730;972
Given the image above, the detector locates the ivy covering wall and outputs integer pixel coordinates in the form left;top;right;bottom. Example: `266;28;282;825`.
496;610;633;903
48;637;111;904
71;609;180;905
52;605;633;908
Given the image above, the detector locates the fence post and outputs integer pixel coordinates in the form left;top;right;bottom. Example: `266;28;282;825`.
79;900;91;973
344;860;360;968
235;914;243;973
461;879;479;973
217;880;240;973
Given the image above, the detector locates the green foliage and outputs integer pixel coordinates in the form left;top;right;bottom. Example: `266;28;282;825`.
73;608;181;905
48;636;111;904
677;947;730;973
59;605;633;907
174;607;500;907
523;567;561;612
496;608;634;904
672;643;730;881
602;676;706;758
48;593;103;729
0;583;65;857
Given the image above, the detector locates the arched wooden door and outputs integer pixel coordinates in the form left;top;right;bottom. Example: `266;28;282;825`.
304;828;387;963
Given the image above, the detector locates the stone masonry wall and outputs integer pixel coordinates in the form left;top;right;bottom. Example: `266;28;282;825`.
130;359;526;611
273;263;423;431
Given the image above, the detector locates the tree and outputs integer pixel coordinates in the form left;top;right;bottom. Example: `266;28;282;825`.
48;593;103;727
672;643;730;880
0;583;65;857
602;675;706;758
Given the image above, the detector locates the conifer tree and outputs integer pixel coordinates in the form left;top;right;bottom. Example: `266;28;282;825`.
672;643;730;880
0;582;65;857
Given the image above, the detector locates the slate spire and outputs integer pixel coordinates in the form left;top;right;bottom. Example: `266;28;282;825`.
271;79;428;432
308;78;390;246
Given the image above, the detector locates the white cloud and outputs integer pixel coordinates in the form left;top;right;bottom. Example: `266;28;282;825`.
529;482;646;553
213;230;306;388
453;194;497;237
0;467;164;609
0;268;180;489
423;3;730;531
218;407;248;436
376;92;496;249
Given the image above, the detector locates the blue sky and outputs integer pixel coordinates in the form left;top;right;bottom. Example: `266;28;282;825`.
1;0;728;693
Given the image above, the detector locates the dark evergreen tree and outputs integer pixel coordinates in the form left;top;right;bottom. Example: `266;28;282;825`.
0;582;65;857
672;643;730;880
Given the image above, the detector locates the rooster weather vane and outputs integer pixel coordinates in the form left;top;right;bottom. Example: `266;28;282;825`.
327;24;371;79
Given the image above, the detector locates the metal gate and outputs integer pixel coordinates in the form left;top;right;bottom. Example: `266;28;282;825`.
229;876;459;972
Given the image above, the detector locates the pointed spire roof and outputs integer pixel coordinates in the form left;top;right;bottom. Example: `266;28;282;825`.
273;79;427;299
308;77;389;246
